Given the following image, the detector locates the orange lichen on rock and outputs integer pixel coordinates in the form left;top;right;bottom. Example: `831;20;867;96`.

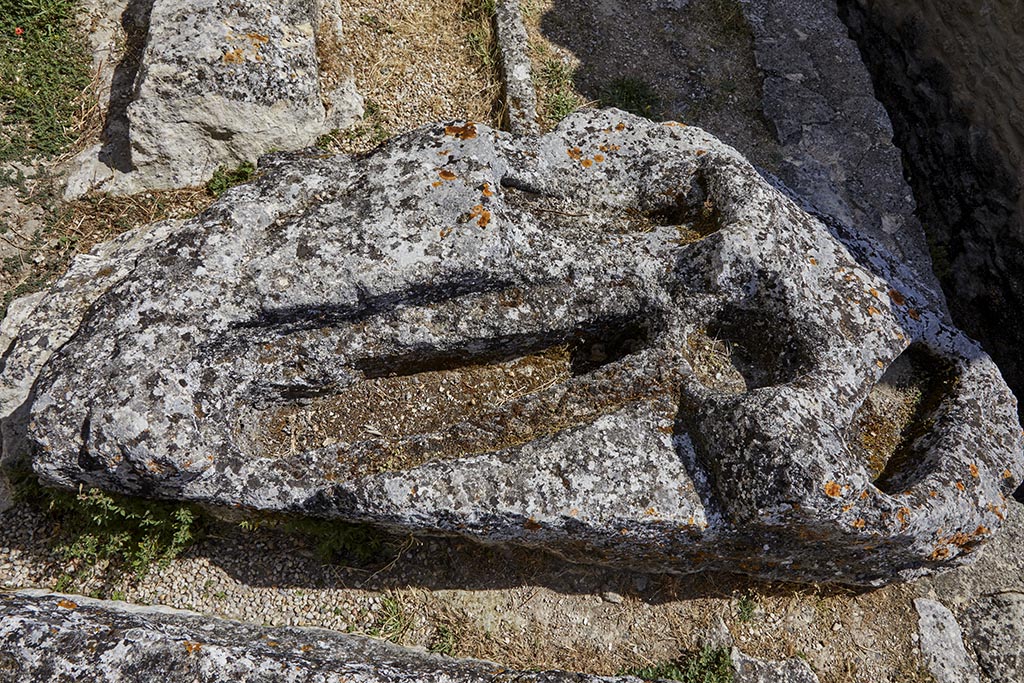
581;158;593;168
444;123;477;140
867;305;881;316
896;507;911;528
223;49;245;64
889;289;906;305
438;169;457;181
524;517;542;531
907;308;921;320
56;599;77;610
930;545;950;560
969;463;980;478
956;481;966;491
809;257;818;265
466;204;490;227
1003;468;1013;479
824;481;842;498
852;518;866;529
594;154;605;163
567;147;582;160
184;641;202;654
481;182;494;197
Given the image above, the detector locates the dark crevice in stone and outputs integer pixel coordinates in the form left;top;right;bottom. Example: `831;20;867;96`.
355;316;650;380
226;277;515;334
703;301;813;392
836;0;1024;500
641;169;726;238
98;0;157;173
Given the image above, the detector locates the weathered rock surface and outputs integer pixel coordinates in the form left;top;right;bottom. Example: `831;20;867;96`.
3;110;1021;584
65;0;362;198
494;0;540;136
731;649;819;683
743;0;941;307
913;598;980;683
963;592;1024;683
0;591;629;682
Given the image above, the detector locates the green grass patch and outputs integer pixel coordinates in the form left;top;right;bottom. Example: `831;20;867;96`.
368;593;413;643
0;0;93;160
626;646;734;683
206;162;257;197
736;591;757;622
537;57;586;126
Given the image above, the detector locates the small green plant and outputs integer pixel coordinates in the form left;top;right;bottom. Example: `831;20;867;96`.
428;620;463;656
206;162;256;197
600;77;661;120
369;594;412;643
461;0;500;83
736;592;757;623
14;475;204;590
537;58;586;125
625;646;734;683
0;0;93;160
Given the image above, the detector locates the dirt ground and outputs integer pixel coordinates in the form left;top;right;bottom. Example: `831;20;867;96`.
520;0;781;171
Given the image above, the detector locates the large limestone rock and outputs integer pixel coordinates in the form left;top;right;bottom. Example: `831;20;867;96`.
0;591;628;682
3;111;1021;585
65;0;362;197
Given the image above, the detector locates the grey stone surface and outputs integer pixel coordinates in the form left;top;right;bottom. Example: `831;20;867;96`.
494;0;540;136
65;0;362;198
731;648;819;683
4;111;1022;585
963;592;1024;683
0;590;632;682
914;598;981;683
742;0;943;308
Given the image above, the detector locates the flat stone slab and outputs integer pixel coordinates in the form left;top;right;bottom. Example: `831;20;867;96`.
0;591;628;682
913;598;980;683
65;0;362;197
3;111;1021;585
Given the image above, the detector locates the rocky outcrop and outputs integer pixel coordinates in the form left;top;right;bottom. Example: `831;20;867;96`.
743;0;940;306
837;0;1024;430
3;111;1021;585
65;0;362;198
0;591;628;682
963;593;1024;683
731;649;819;683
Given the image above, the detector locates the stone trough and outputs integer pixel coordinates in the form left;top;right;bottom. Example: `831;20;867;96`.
2;111;1021;586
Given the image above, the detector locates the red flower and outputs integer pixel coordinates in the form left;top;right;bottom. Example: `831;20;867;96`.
14;27;24;36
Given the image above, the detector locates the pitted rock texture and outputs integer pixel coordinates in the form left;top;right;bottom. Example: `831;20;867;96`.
3;111;1022;585
731;649;819;683
0;591;629;683
65;0;362;197
913;598;980;683
964;593;1024;683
